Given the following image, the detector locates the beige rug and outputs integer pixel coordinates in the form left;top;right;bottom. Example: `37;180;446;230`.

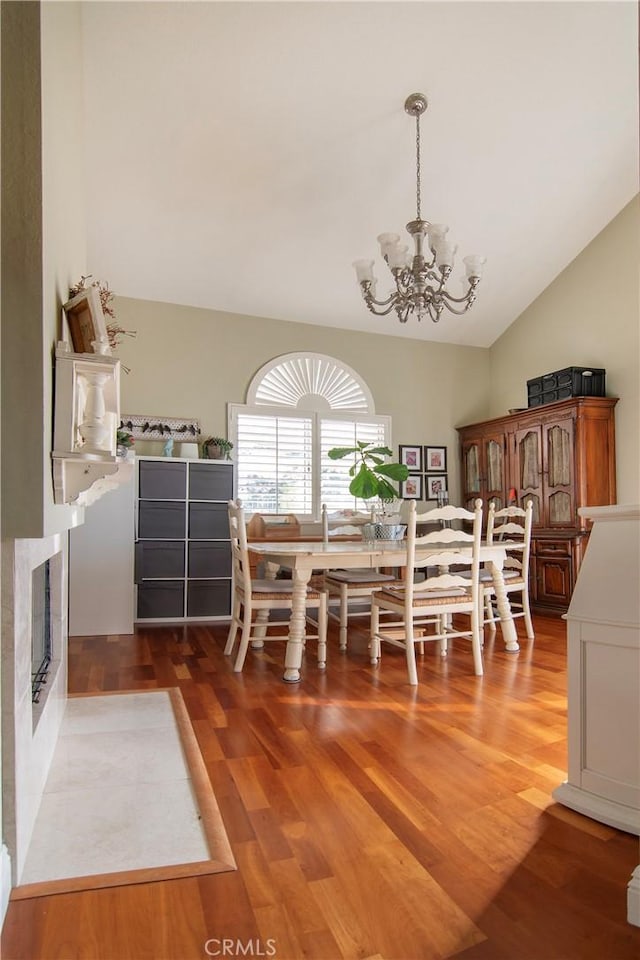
13;688;236;899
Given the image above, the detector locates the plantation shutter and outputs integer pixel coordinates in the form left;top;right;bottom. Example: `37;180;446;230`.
235;413;313;515
320;418;387;512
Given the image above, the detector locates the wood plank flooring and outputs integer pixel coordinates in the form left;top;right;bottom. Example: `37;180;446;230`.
3;615;639;960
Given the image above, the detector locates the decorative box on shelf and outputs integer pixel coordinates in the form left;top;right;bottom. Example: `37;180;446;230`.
51;342;133;506
527;366;606;408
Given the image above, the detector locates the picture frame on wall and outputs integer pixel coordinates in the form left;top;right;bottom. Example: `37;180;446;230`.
400;474;423;500
426;474;448;500
425;445;447;473
399;444;423;471
63;286;109;355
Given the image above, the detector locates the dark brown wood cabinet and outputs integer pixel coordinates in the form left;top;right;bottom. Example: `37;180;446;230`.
457;397;617;614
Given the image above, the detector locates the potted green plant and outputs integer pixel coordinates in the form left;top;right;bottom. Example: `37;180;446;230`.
116;429;135;458
327;441;409;539
201;436;233;460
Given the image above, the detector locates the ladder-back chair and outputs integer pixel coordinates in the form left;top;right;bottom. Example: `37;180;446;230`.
321;504;401;651
483;501;534;639
370;499;484;686
225;500;328;671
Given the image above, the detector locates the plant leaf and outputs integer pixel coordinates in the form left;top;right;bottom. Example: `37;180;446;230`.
375;463;410;481
377;478;399;500
328;447;358;460
349;464;380;499
365;446;393;457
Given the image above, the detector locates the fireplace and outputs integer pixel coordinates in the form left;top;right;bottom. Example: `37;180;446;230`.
31;561;52;706
1;535;69;886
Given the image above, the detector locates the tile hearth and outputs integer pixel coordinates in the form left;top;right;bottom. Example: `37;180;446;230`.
18;690;213;888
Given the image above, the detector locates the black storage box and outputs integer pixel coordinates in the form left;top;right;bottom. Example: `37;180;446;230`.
527;366;606;408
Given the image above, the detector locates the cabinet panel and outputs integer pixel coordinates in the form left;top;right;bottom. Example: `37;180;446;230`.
189;462;234;501
138;501;186;539
139;460;187;499
187;580;231;617
544;418;575;527
460;433;506;511
135;541;185;580
188;541;231;578
137;581;185;618
536;556;573;608
189;502;228;539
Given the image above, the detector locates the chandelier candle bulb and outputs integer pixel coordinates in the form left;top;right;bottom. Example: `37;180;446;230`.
388;244;410;269
435;241;457;269
464;255;486;279
353;92;485;324
377;233;401;260
353;259;375;283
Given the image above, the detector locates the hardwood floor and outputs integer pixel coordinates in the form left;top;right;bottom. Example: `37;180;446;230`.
3;615;639;960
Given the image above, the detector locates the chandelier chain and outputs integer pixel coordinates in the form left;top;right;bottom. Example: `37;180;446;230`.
415;114;421;221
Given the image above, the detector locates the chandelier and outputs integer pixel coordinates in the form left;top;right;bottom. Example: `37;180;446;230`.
353;93;485;324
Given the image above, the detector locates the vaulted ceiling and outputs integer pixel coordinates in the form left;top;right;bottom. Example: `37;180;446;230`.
81;1;638;346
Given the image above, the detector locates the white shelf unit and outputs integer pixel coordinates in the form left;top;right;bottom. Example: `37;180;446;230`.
134;456;234;622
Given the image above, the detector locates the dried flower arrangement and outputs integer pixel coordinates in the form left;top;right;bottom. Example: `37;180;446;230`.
69;275;136;357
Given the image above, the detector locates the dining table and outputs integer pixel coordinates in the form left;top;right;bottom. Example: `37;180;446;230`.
248;538;519;682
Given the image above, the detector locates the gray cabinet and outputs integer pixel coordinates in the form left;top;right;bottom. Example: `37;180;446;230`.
135;456;234;621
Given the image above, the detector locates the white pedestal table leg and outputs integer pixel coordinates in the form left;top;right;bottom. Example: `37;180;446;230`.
489;559;520;652
283;567;311;683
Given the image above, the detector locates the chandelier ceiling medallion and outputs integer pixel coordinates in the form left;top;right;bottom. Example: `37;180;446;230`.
353;93;486;324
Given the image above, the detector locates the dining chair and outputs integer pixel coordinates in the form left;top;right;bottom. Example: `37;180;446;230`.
370;498;484;686
482;500;534;639
321;504;402;651
225;499;328;671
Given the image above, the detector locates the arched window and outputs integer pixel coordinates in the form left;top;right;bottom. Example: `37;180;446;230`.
229;353;391;520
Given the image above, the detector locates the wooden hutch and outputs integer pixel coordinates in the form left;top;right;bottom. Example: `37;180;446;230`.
457;397;617;615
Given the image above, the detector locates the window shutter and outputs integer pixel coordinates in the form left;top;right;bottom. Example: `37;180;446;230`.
235;413;313;514
320;419;387;512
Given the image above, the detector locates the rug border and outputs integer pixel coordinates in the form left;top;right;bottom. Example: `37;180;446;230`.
11;687;236;901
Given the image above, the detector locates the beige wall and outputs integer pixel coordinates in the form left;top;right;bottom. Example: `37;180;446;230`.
114;298;491;503
41;0;88;535
1;1;86;538
115;198;639;507
488;197;639;503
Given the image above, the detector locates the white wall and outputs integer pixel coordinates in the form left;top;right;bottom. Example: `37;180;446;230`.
113;298;491;505
488;197;639;504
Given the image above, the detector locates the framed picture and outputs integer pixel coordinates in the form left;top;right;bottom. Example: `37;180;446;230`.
400;474;423;500
399;444;423;471
63;286;108;354
426;474;448;500
425;445;447;473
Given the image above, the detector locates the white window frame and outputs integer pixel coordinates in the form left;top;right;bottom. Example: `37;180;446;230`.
228;353;392;522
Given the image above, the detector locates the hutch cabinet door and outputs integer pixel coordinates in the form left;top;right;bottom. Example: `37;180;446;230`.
543;417;575;528
461;433;506;511
533;539;574;609
513;425;543;525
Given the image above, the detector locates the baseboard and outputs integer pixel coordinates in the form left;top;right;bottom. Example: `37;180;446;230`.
552;782;640;835
1;844;12;928
628;866;640;927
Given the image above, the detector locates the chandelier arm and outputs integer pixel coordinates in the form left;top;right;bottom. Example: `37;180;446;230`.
364;296;401;317
427;302;441;323
439;298;475;316
360;282;397;309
